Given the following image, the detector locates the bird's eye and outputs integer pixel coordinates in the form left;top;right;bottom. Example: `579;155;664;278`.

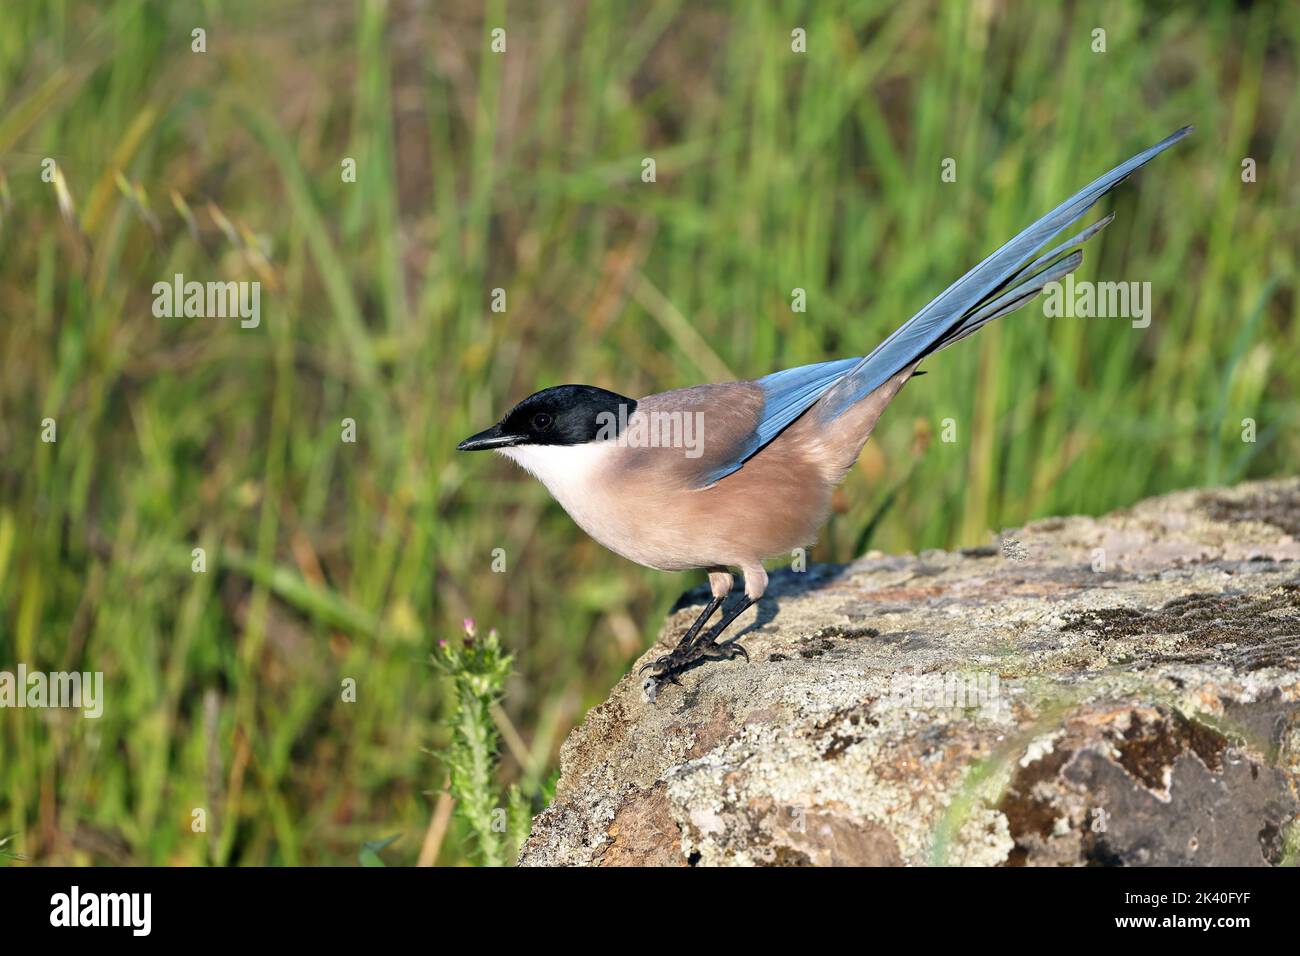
531;413;554;431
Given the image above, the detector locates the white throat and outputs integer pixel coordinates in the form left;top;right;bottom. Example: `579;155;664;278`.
495;439;687;572
497;442;615;515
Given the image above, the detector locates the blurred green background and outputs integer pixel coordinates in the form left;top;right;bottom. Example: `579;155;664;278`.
1;0;1296;865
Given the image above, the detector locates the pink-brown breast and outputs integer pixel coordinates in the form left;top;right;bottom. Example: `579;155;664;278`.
584;383;837;570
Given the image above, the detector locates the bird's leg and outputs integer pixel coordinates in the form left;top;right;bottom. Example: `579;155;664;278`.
637;595;722;677
693;565;765;661
682;597;725;647
642;565;768;686
642;594;756;683
638;568;737;681
644;564;764;686
697;594;756;650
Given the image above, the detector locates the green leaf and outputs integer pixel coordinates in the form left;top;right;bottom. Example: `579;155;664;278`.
358;833;401;867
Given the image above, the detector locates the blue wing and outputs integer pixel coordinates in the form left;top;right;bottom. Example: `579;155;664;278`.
695;356;860;487
694;127;1190;487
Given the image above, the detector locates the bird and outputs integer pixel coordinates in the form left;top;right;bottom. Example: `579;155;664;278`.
458;126;1191;687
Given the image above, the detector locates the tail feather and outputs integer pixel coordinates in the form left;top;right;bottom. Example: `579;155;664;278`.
1003;212;1114;293
930;248;1082;353
816;126;1191;421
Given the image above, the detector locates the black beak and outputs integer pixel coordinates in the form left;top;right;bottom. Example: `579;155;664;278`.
456;423;524;451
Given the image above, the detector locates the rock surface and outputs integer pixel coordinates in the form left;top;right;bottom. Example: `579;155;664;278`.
519;479;1300;866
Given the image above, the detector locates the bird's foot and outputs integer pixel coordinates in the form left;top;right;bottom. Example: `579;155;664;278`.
639;636;749;685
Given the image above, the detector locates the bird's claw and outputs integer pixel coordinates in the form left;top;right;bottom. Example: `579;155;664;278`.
711;639;749;663
638;637;748;684
638;653;672;676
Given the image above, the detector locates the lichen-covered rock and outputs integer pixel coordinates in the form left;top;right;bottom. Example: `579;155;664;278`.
519;479;1300;867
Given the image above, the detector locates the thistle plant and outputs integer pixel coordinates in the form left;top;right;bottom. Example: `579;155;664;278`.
432;620;532;866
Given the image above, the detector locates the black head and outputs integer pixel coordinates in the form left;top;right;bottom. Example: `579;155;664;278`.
457;385;637;451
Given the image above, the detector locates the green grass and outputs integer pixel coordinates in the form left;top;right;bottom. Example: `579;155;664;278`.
1;0;1296;865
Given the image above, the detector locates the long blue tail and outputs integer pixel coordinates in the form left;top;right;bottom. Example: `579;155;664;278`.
816;125;1192;420
692;127;1191;488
